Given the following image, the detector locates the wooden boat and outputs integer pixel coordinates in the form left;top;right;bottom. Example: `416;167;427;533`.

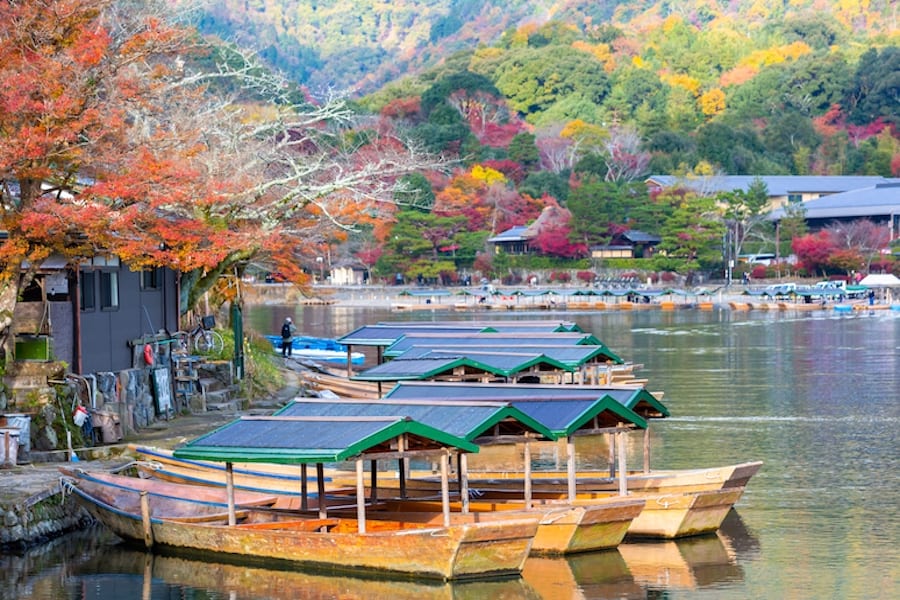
60;467;279;508
132;445;645;555
438;460;763;495
297;370;381;397
357;496;645;555
361;482;744;539
61;469;540;581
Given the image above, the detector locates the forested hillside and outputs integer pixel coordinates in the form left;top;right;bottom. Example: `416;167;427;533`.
192;0;899;283
197;0;897;95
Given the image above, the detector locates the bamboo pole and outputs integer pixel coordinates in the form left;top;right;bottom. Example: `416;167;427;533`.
617;427;628;496
567;438;577;504
459;453;469;514
643;426;651;473
440;451;450;527
523;439;533;510
356;458;366;534
317;463;327;519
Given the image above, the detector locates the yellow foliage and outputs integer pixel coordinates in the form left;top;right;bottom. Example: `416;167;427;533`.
693;161;717;176
739;41;812;69
571;40;613;67
632;55;646;68
470;164;507;185
662;14;683;33
560;120;607;145
698;88;726;116
662;73;701;96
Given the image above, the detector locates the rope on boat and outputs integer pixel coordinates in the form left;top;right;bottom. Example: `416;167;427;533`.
654;494;674;508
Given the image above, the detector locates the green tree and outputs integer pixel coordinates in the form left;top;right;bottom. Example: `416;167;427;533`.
656;193;725;273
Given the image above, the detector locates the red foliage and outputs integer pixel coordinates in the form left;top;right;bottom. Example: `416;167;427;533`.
791;231;838;275
576;270;594;284
380;97;422;122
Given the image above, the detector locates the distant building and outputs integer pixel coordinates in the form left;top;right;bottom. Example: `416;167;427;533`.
646;175;898;211
486;225;531;255
766;182;900;240
590;230;661;259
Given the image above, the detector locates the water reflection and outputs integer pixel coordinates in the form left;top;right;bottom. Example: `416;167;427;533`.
18;528;541;599
5;512;760;600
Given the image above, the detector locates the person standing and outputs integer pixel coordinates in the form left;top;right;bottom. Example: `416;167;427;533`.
281;317;296;357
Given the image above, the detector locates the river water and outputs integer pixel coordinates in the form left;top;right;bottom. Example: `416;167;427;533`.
4;305;898;599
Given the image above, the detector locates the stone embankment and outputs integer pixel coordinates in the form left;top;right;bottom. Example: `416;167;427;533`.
0;372;301;550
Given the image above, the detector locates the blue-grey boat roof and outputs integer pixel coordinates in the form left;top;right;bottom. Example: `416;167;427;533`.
337;324;490;346
174;415;479;464
385;381;669;419
373;393;647;434
274;398;557;441
384;332;604;357
397;345;623;366
351;352;574;382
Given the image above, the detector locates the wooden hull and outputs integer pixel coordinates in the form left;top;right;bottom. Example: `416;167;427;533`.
61;468;279;508
476;487;744;539
367;483;744;539
457;461;763;494
365;496;645;555
64;476;539;581
136;461;327;500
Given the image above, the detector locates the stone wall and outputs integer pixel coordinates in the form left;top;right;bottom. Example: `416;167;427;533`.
0;489;90;549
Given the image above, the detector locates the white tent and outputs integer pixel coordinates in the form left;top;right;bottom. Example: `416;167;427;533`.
858;273;900;287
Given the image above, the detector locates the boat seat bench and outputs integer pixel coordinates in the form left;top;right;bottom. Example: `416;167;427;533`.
233;518;340;532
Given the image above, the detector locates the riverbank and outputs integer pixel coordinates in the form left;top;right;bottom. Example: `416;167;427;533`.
0;368;304;549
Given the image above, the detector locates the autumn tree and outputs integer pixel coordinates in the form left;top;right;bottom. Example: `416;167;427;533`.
792;231;838;276
824;219;892;273
0;0;448;359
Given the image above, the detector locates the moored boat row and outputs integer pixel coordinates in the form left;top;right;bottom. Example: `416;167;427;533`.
68;317;761;582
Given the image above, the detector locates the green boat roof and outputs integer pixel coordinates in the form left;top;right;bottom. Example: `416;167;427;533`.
174;415;479;464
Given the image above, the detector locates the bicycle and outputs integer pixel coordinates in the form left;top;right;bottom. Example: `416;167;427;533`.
173;316;224;355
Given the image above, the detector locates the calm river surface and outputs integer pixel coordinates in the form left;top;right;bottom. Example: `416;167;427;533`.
4;305;898;599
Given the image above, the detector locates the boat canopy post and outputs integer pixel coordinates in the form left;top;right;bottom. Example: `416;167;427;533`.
225;462;236;526
608;432;616;478
316;463;327;519
440;450;451;527
617;425;628;496
300;464;309;511
369;459;378;503
459;452;469;514
643;427;651;473
566;437;576;503
356;458;367;533
523;439;533;510
399;457;407;498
